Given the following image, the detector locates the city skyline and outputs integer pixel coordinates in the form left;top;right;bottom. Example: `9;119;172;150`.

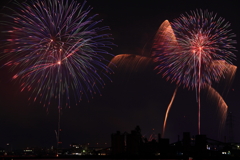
0;0;239;149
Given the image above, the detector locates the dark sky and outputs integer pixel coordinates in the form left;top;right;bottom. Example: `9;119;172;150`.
0;0;240;150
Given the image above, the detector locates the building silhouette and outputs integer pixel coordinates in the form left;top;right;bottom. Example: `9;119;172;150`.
111;126;240;159
111;131;125;155
111;126;170;157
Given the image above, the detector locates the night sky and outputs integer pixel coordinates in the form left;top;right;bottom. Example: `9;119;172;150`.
0;0;240;150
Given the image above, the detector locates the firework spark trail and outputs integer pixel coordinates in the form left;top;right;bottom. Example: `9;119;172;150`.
162;61;236;137
206;85;228;132
162;87;178;138
152;9;237;135
207;62;237;132
152;20;179;138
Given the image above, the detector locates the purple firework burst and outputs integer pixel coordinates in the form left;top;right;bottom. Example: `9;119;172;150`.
1;0;115;108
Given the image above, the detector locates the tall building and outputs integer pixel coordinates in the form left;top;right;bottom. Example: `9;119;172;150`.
111;131;125;155
126;127;142;155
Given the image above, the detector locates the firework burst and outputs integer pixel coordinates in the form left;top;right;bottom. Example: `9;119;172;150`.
152;9;237;134
1;0;114;108
153;10;236;90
